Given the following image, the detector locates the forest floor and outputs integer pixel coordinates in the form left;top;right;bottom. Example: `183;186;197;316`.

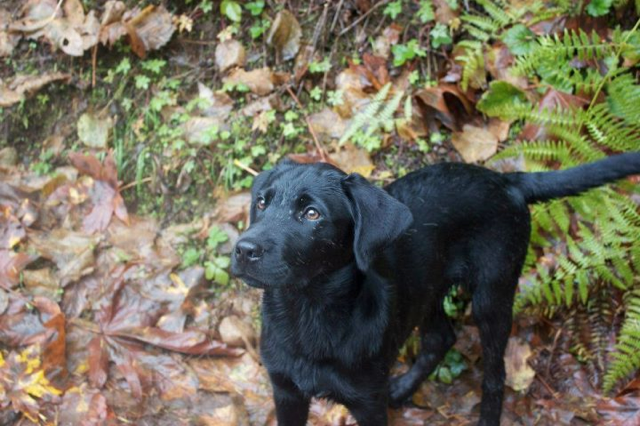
1;0;639;425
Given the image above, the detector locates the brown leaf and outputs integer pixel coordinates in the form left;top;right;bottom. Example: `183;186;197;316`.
433;0;459;24
29;229;100;287
451;124;499;163
213;192;251;224
267;10;301;61
0;8;21;57
0;73;71;108
415;84;474;131
88;335;109;388
215;39;246;73
126;5;175;58
597;393;640;425
504;337;536;392
0;250;36;289
308;108;347;142
219;315;257;348
520;88;589;141
223;67;276;96
113;326;244;356
329;143;375;177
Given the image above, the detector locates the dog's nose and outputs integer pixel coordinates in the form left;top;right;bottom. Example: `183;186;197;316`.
235;239;264;262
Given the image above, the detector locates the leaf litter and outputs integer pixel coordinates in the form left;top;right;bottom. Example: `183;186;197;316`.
1;1;639;424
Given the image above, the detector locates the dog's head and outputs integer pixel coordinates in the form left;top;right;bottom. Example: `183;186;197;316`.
231;160;413;289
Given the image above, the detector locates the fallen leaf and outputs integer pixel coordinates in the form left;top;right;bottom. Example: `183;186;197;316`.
223;67;276;96
451;124;499;163
29;229;100;287
0;250;36;289
215;39;246;73
329;143;375;177
219;315;257;348
504;337;536;392
415;84;474;131
308;108;348;142
267;10;301;61
0;73;71;108
77;112;114;149
197;83;234;120
212;192;251;224
125;5;175;58
0;8;21;57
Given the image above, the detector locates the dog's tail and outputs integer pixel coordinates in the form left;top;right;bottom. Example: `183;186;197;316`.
507;152;640;204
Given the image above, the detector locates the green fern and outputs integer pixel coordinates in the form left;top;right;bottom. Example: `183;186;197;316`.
339;83;404;152
490;18;640;393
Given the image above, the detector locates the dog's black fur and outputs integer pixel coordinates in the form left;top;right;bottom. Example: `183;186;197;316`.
231;153;640;426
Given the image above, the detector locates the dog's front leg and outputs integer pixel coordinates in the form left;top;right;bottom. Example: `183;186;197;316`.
270;374;310;426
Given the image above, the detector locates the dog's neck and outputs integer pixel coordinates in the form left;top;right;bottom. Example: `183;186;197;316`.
262;262;391;364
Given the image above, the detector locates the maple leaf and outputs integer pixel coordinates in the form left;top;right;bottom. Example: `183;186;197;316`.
68;151;129;233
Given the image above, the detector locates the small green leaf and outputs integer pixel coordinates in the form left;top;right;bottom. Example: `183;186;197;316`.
221;0;243;22
502;24;535;56
245;0;265;16
430;23;452;49
383;0;403;19
586;0;613;17
417;0;434;23
438;366;453;384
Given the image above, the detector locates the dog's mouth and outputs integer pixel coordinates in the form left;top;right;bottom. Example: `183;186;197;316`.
235;273;269;289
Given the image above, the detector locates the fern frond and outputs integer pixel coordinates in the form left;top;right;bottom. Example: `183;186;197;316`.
340;83;392;145
603;287;640;393
513;29;613;75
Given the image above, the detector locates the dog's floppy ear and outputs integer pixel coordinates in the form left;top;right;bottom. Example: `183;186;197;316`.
342;173;413;271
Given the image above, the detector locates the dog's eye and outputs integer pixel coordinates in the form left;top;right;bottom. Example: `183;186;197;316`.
304;208;320;221
256;197;266;210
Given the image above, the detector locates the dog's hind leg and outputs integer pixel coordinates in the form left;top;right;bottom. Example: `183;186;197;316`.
472;284;515;426
388;307;456;406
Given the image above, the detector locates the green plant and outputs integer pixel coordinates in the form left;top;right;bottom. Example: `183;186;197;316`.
383;0;403;19
392;39;427;66
480;22;640;394
429;349;467;384
221;0;242;22
430;23;452;49
339;83;405;152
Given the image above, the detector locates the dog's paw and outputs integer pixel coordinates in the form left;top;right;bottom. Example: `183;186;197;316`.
388;375;413;408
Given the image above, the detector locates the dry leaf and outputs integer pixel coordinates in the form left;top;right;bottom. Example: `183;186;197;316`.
415;84;474;131
451;124;499;163
0;8;21;57
267;10;301;61
0;73;71;108
329;143;375;177
504;337;536;392
126;5;175;58
223;68;275;96
77;112;113;149
215;39;246;73
308;109;347;142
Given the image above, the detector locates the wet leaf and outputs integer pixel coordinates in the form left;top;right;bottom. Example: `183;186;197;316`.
267;10;301;61
415;84;474;131
476;80;529;118
0;73;71;108
0;250;36;289
126;5;175;58
329;143;375;177
215;39;246;73
223;67;277;96
504;337;536;392
77;112;114;149
451;124;499;163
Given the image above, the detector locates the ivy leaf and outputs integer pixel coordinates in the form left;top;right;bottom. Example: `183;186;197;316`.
438;366;453;384
586;0;613;17
392;39;426;66
245;1;265;16
417;0;434;23
383;0;403;19
221;0;243;22
476;80;529;118
430;23;452;49
502;24;535;56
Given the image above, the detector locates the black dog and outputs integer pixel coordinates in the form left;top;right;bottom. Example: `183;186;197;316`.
231;153;640;426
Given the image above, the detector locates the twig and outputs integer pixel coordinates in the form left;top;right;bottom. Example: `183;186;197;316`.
233;159;259;176
284;85;329;162
330;0;345;35
338;0;390;37
120;176;152;191
91;44;98;88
